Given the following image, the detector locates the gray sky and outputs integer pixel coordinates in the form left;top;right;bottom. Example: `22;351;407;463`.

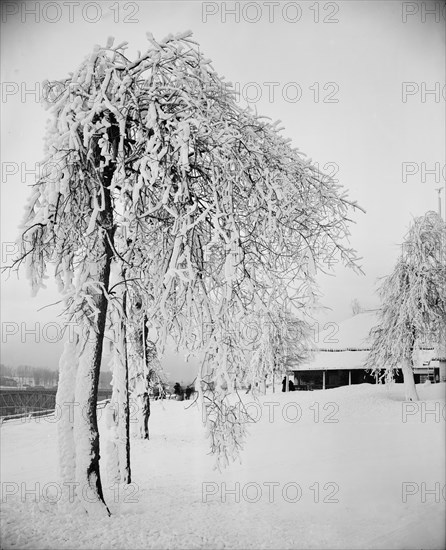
1;0;445;380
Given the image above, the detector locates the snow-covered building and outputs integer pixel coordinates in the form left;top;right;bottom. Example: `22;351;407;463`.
288;310;445;390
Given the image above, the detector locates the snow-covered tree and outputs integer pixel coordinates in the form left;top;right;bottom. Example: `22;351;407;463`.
247;306;312;394
12;31;362;512
351;298;363;315
365;211;446;401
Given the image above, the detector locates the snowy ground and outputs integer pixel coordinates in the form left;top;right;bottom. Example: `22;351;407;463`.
1;382;445;550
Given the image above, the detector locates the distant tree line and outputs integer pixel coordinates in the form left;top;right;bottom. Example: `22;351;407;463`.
0;364;59;387
0;364;113;390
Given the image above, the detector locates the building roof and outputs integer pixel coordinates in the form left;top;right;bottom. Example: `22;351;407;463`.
297;350;370;371
292;310;440;371
316;310;377;350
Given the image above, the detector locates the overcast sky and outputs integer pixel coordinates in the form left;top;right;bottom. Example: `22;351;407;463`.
1;0;445;380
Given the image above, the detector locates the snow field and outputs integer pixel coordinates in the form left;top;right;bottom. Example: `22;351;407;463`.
1;382;445;549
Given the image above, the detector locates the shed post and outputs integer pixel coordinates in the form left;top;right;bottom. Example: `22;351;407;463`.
348;370;351;385
322;370;326;390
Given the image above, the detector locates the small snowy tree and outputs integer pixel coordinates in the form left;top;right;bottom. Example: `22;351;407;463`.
351;298;362;315
12;31;363;510
365;211;446;401
247;306;312;394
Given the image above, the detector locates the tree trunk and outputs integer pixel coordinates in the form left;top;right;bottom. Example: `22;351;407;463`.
402;357;419;401
142;392;150;439
72;173;114;516
107;332;131;484
140;314;151;440
116;284;132;482
107;263;132;485
55;336;81;511
122;305;131;481
402;327;419;401
74;323;110;517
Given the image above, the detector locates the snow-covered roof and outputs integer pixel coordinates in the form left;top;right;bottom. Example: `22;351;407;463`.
298;350;369;371
294;348;439;372
293;310;440;371
315;310;378;351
